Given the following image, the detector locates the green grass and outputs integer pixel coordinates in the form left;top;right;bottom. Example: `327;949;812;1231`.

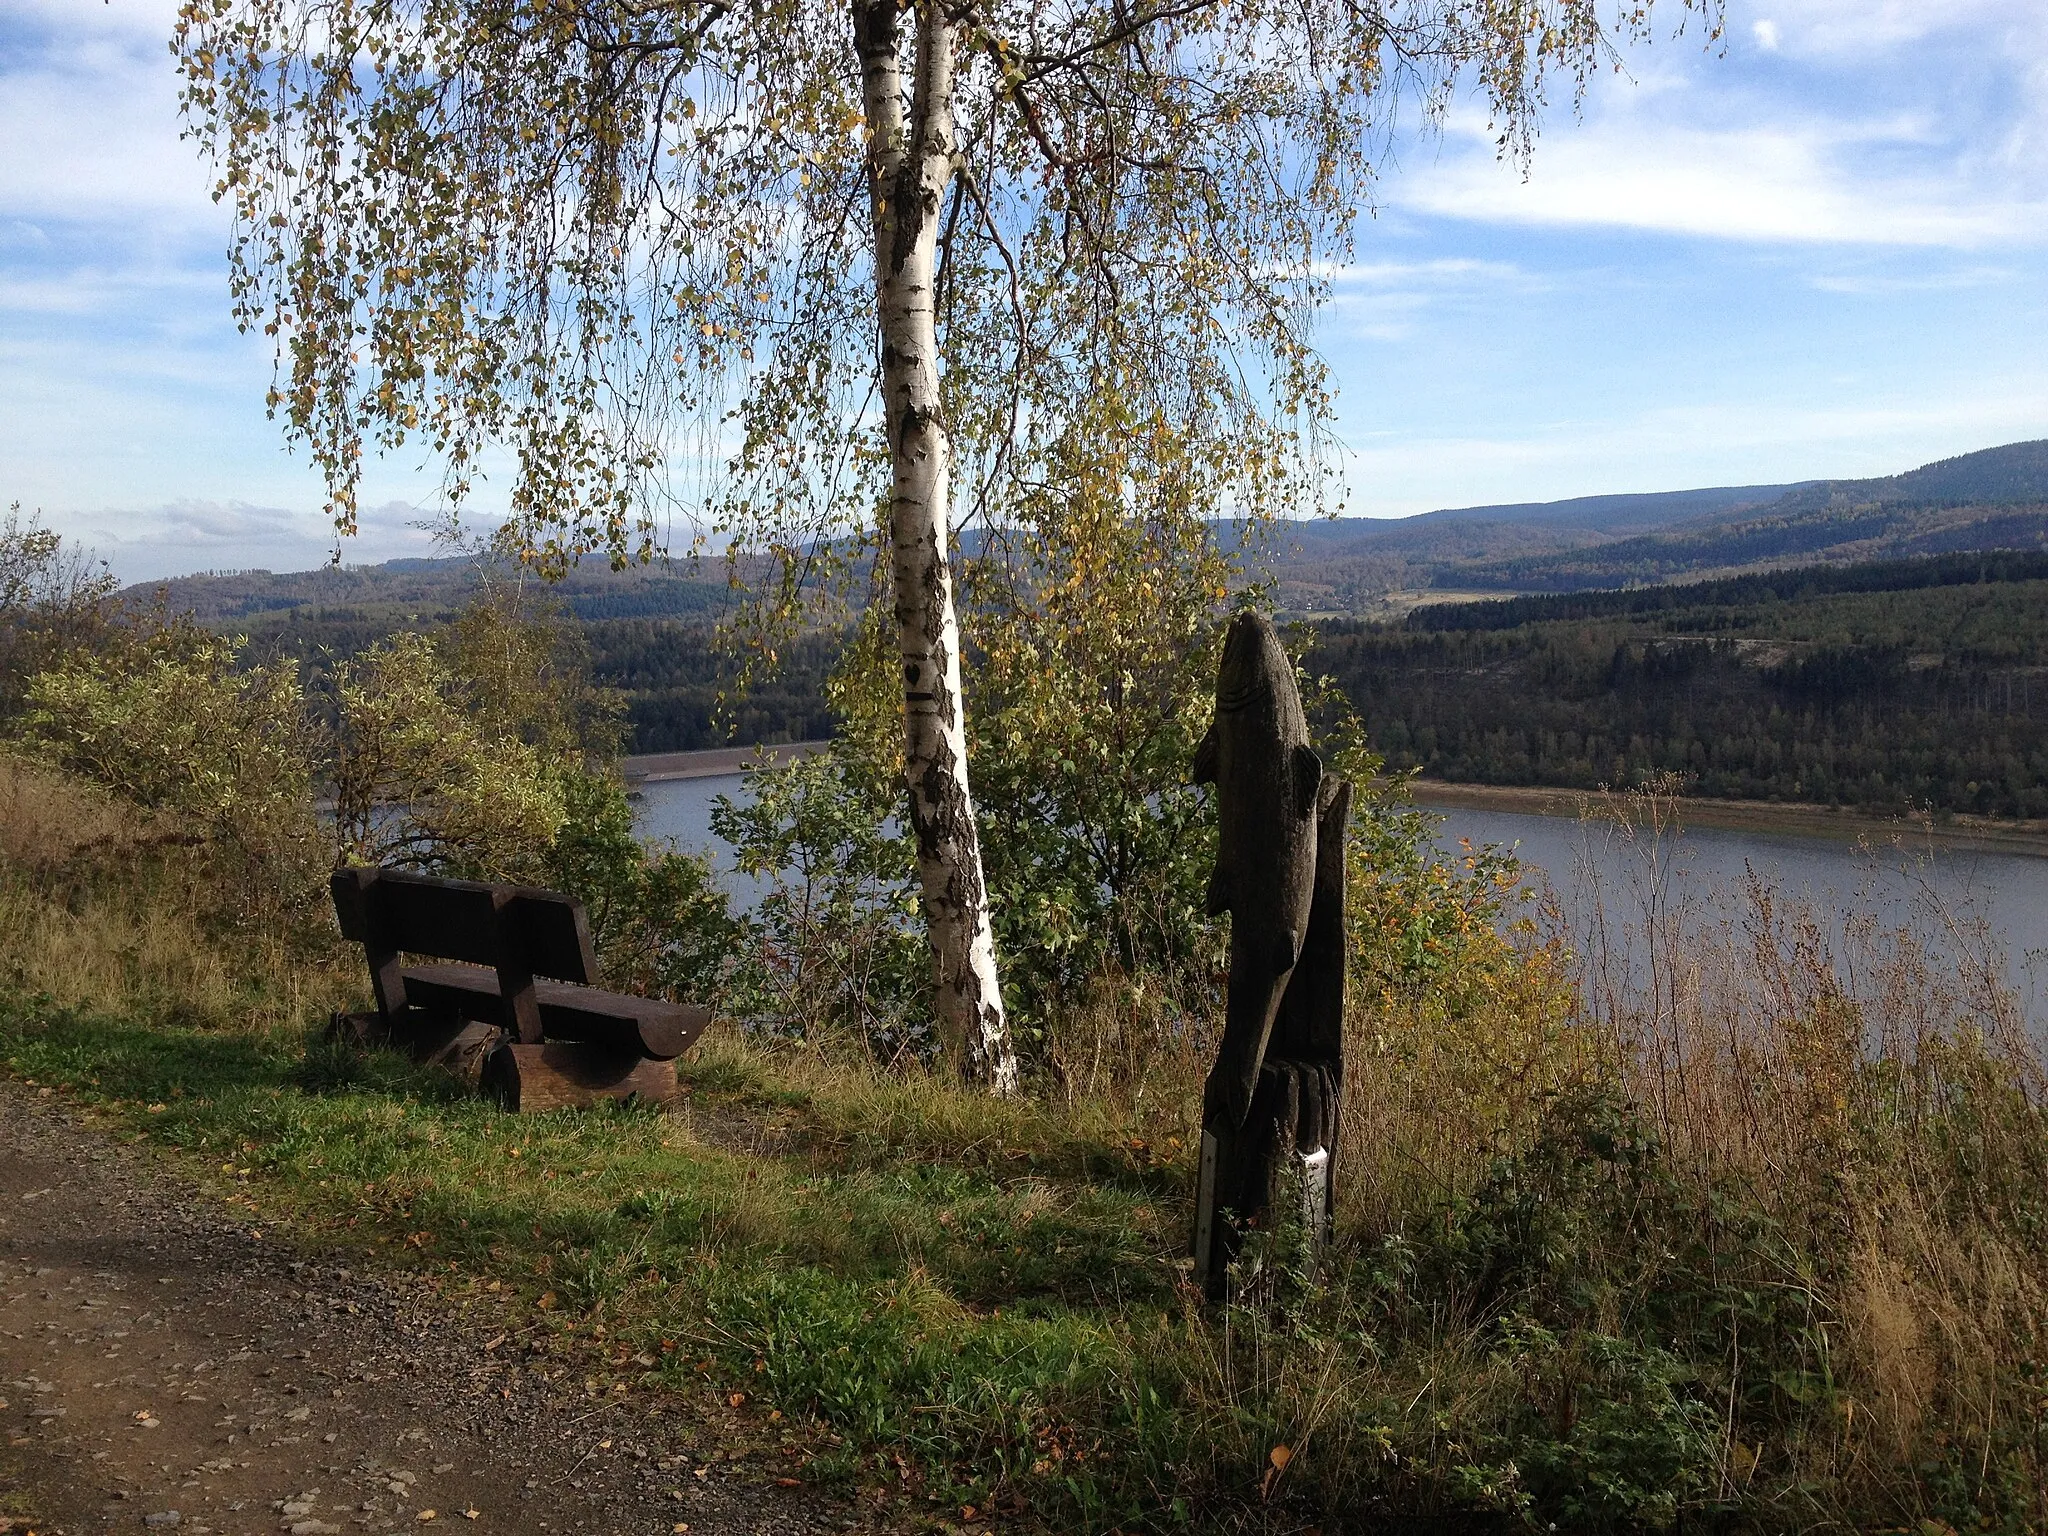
0;1001;1222;1527
11;978;2048;1535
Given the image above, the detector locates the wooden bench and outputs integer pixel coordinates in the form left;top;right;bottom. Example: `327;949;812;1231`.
329;866;711;1111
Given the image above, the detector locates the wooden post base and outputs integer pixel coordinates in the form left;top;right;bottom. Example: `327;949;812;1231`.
1193;1056;1340;1300
327;1009;502;1087
480;1041;677;1113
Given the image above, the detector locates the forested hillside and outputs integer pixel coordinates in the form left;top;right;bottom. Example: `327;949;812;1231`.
1309;552;2048;816
141;440;2048;791
149;555;735;624
1264;438;2048;603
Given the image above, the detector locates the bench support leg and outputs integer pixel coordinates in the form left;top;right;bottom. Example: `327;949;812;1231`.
481;1043;677;1113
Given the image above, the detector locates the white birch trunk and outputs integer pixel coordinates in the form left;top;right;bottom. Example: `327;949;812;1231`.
854;0;1018;1091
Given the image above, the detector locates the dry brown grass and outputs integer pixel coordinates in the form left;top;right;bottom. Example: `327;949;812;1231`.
1545;782;2044;1519
0;751;352;1030
0;748;154;867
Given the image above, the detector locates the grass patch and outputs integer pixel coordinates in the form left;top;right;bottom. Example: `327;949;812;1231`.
0;1002;1202;1526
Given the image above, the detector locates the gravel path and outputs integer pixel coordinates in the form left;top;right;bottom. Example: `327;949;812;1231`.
0;1085;856;1536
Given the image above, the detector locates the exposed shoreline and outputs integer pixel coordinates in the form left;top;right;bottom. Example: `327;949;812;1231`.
1406;779;2048;859
621;739;830;783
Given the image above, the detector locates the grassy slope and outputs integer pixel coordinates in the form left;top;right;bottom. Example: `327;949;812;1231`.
4;753;2048;1534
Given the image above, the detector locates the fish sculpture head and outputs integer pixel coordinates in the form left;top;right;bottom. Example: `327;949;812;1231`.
1214;610;1292;717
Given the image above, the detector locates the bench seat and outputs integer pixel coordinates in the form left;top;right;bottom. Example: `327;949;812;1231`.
400;963;709;1061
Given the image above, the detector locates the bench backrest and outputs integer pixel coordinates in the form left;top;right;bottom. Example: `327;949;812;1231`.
331;867;599;1042
331;868;597;983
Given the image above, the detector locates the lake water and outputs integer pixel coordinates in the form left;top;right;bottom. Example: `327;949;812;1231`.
635;773;2048;1025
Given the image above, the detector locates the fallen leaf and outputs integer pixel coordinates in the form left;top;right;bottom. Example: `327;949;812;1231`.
1261;1443;1294;1500
727;1392;746;1408
776;1477;800;1487
416;1512;436;1523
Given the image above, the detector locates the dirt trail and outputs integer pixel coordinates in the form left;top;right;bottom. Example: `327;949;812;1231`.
0;1086;847;1536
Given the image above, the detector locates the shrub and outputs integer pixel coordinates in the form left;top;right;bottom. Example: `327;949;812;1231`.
711;743;927;1055
544;768;734;1003
23;620;322;925
328;629;570;878
0;503;118;721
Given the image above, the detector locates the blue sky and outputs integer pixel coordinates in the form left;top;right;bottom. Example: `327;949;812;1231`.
3;0;2046;580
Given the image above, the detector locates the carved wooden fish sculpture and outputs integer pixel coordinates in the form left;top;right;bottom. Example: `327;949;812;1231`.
1192;610;1322;1131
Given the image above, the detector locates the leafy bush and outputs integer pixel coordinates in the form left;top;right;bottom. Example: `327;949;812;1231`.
24;619;322;924
544;768;734;1002
959;503;1229;1036
711;744;927;1054
0;503;117;721
329;628;570;878
11;544;714;966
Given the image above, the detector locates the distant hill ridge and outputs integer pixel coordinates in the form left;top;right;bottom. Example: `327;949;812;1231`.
1265;437;2048;602
136;554;733;626
1828;437;2048;507
137;436;2048;617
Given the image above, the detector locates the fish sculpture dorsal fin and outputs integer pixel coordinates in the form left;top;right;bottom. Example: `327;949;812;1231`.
1294;743;1323;818
1192;723;1219;786
1205;862;1230;917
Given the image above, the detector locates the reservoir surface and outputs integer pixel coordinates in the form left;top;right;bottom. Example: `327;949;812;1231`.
632;765;2048;1027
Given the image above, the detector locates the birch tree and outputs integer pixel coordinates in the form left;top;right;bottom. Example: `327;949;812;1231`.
174;0;1715;1086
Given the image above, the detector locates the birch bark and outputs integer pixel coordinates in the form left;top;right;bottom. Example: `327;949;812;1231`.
854;0;1018;1090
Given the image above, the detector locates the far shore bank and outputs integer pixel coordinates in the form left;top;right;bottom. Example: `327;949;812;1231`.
621;739;829;783
1406;779;2048;859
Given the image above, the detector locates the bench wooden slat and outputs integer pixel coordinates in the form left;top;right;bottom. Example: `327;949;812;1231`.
330;868;596;984
400;963;709;1061
330;865;706;1107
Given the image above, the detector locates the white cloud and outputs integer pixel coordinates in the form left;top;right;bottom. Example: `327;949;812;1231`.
1808;265;2013;295
1760;0;2044;58
1373;0;2048;250
1395;115;2047;248
70;498;439;583
1321;257;1542;340
1326;258;1530;288
0;8;216;227
0;253;219;318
